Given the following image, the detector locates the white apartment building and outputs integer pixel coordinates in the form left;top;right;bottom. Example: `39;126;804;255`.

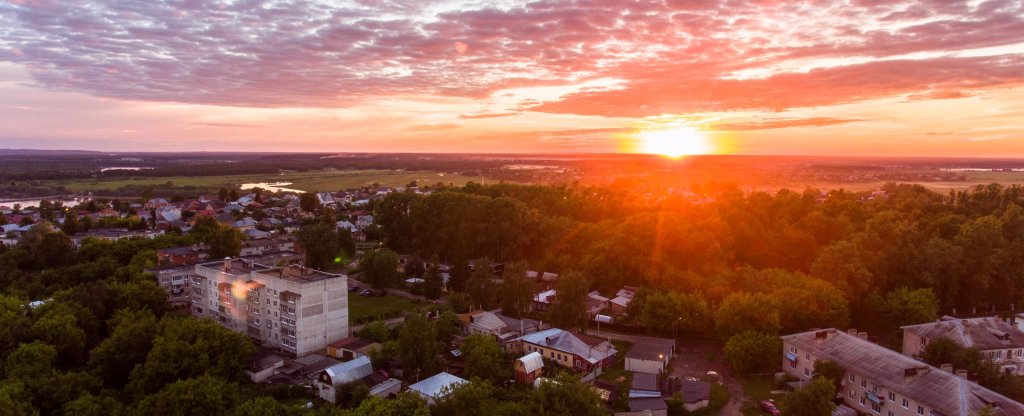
192;258;349;357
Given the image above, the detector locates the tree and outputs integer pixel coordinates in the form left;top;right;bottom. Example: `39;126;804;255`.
31;307;87;366
397;312;438;380
335;381;371;408
550;270;590;330
448;292;472;313
812;360;846;393
218;188;229;202
448;258;470;293
361;249;399;289
62;213;81;235
919;337;962;367
423;258;443;300
298;221;341;268
782;377;835;416
229;188;240;201
714;292;781;339
88;309;159;388
0;381;37;416
528;373;608;416
359;321;392;343
723;331;780;375
208;225;242;259
300;192;320;213
234;396;300;416
884;287;939;326
466;258;496;309
135;375;239;416
431;380;501;416
63;393;125;416
0;295;31;359
338;228;356;258
128;317;255;394
5;341;56;380
639;291;711;336
461;334;508;384
498;261;533;318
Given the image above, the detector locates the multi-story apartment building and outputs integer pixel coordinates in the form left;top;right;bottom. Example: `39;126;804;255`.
902;316;1024;375
191;258;348;357
146;264;194;308
782;328;1024;416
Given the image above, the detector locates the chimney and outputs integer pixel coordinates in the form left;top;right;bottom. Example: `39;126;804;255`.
847;328;858;336
904;365;930;384
545;336;553;346
956;369;968;379
858;332;869;340
223;257;231;271
940;363;954;373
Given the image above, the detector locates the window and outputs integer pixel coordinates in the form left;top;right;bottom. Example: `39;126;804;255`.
860;397;866;407
888;412;894;416
803;368;809;376
861;380;867;388
848;390;854;399
805;353;810;360
871;403;881;413
790;346;796;353
790;360;797;369
902;399;909;408
917;406;924;415
888;392;895;401
849;374;855;382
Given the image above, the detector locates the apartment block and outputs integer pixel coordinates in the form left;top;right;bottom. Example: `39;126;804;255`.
192;258;349;357
146;264;194;308
781;328;1024;416
902;316;1024;375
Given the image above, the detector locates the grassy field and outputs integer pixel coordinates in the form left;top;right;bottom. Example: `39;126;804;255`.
46;169;495;193
348;294;423;323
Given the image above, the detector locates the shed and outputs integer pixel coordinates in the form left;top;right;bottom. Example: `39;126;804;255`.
628;397;668;416
625;337;675;375
514;352;544;384
316;356;373;403
407;372;468;404
678;380;711;412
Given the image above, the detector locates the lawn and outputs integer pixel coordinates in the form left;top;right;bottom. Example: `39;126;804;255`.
46;169;499;193
738;374;788;416
348;294;423;324
597;340;634;383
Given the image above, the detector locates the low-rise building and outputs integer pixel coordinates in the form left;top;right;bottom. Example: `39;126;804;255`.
407;372;467;405
191;258;348;357
782;328;1024;416
902;316;1024;375
240;236;296;257
625;337;675;375
327;337;381;362
514;352;544;384
157;245;208;266
519;328;617;379
314;356;401;403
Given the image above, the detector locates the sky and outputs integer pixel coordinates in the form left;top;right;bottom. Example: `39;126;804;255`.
0;0;1022;156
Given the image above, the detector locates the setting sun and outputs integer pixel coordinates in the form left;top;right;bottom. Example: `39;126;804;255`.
638;126;713;158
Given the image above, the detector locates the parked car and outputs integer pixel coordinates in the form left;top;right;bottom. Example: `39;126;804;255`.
760;400;781;416
360;289;373;297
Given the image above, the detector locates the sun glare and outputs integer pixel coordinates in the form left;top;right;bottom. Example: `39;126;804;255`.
638;126;713;158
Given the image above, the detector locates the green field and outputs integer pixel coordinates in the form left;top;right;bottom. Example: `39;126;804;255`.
46;169;495;193
348;294;423;323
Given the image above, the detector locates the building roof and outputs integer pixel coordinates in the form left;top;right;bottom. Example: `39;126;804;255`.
467;311;507;332
631;372;659;392
519;328;617;364
516;352;544;373
678;380;711;403
782;329;1024;416
330;337;379;352
533;289;557;304
629;397;668;412
902;316;1024;351
322;356;373;387
408;372;467;399
626;337;675;362
611;296;632;309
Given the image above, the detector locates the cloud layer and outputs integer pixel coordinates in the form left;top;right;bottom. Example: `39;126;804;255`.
2;0;1022;117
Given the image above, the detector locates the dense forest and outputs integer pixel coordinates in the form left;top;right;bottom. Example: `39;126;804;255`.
376;182;1024;327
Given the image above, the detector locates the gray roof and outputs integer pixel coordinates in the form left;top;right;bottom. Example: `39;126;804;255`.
902;316;1024;351
408;372;467;399
782;329;1024;416
322;356;373;387
626;337;675;361
631;372;659;392
629;397;668;412
679;380;711;403
519;328;617;364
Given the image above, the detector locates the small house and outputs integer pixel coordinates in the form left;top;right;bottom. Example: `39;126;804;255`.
514;352;544;384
